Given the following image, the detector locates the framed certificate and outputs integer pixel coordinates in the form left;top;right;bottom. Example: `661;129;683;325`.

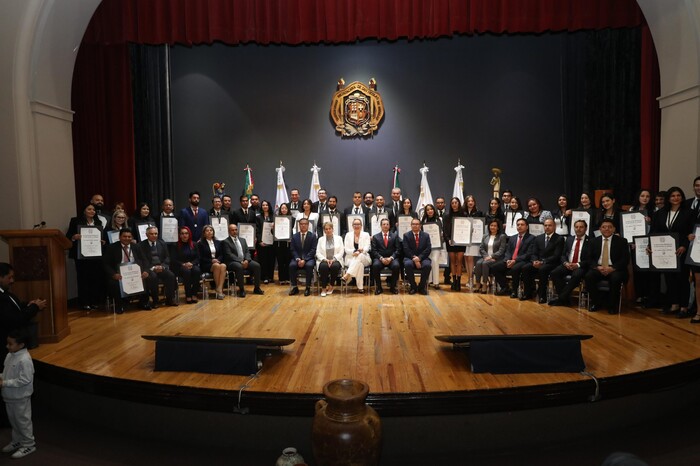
135;222;153;242
261;221;274;245
504;211;522;237
620;211;647;243
370;213;388;236
649;233;680;271
119;262;145;296
78;226;103;258
470;217;485;245
274;216;292;241
632;236;650;270
321;213;341;236
685;224;700;266
107;230;120;244
209;215;229;241
346;214;365;232
571;209;592;235
451;217;472;246
397;215;413;239
528;223;545;237
238;223;256;249
160;217;179;243
421;222;443;248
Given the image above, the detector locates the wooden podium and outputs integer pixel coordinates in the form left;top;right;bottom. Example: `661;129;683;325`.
0;229;72;343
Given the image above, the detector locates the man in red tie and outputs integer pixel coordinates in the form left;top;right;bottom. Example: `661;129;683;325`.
178;191;209;242
548;220;590;306
402;219;432;295
370;218;401;294
492;218;535;297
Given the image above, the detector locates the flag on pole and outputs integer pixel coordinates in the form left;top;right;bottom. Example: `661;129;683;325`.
416;162;434;218
309;163;322;203
275;162;289;211
453;160;465;203
392;164;401;195
242;164;254;199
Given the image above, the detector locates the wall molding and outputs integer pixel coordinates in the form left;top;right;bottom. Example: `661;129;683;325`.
30;100;74;122
658;84;700;109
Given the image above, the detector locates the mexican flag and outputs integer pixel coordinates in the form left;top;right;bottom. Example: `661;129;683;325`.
243;164;254;198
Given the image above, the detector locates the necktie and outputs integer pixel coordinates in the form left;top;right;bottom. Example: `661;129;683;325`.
384;233;388;247
572;238;581;263
415;233;419;248
513;235;522;259
545;235;549;247
193;207;198;216
244;209;248;217
301;233;306;248
122;245;130;262
234;237;243;257
693;198;699;210
601;238;610;267
355;208;359;214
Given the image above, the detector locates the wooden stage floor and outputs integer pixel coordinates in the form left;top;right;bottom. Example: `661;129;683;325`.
32;285;700;416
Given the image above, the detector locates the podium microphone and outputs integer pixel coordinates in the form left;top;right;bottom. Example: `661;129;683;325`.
33;221;46;229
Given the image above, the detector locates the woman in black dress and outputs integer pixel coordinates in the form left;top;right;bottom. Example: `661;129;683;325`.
172;226;201;303
442;197;467;291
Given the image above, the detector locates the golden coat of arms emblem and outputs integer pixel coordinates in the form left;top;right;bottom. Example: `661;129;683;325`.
330;78;385;137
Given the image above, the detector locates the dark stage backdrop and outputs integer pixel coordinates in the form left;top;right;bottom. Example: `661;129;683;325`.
170;34;567;211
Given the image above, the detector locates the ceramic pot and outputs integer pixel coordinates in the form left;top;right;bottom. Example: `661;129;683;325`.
275;447;304;466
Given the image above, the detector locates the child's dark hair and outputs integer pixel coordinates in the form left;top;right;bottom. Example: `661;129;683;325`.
7;328;29;346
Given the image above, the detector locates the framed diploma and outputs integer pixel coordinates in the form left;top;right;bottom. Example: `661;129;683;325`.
421;222;443;248
160;217;179;243
209;215;229;241
78;226;103;259
397;215;413;239
107;230;120;244
238;223;256;249
274;216;292;241
370;213;388;236
261;221;274;245
649;233;680;271
632;236;650;270
685;224;700;266
504;212;521;237
119;262;145;296
294;217;316;235
346;214;365;233
620;211;647;243
135;222;153;242
528;223;545;237
451;217;472;246
321;214;341;235
470;218;485;245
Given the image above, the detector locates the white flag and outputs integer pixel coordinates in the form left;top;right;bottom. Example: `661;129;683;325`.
453;161;465;203
275;163;289;211
416;163;434;218
309;163;322;203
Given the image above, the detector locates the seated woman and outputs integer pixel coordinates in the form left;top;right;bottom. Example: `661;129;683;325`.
316;222;344;297
421;204;443;289
552;194;572;237
294;198;320;234
341;219;372;293
504;197;524;236
474;219;507;293
172;226;202;303
197;225;227;299
597;192;620;231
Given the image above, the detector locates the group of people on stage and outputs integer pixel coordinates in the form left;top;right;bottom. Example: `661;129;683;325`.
64;177;700;322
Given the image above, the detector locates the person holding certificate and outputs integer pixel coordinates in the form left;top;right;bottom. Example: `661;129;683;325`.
66;203;106;310
102;228;149;314
524;197;553;226
463;195;484;290
474;219;507;294
552;195;572;237
197;225;228;300
484;198;505;230
172;226;201;304
650;187;693;317
128;202;156;241
597;193;621;231
256;200;276;284
503;197;525;237
421;204;443;290
584;219;630;314
629;189;653;305
341;219;372;293
316;222;344;297
274;203;293;284
370;218;401;295
402;218;432;295
577;192;598;237
492;218;535;297
294;199;319;234
105;210;130;242
442;197;467;291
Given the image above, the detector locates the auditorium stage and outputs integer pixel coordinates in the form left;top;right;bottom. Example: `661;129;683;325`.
32;286;700;417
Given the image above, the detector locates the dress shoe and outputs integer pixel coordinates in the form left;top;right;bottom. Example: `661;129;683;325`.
519;294;531;301
253;288;264;295
510;293;519;299
237;290;246;298
141;303;152;311
548;298;568;307
607;308;620;315
375;288;383;295
589;305;599;312
419;288;428;295
289;287;299;296
116;307;125;315
166;301;178;307
495;288;511;296
661;307;679;315
677;310;692;318
538;297;548;304
391;288;399;295
304;287;311;297
408;288;417;295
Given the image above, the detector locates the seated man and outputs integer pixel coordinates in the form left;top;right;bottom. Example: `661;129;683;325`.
521;218;564;303
370;218;400;295
221;223;264;297
548;220;590;306
584;219;629;314
138;226;178;307
492;218;535;297
289;218;317;296
402;218;432;295
103;228;151;313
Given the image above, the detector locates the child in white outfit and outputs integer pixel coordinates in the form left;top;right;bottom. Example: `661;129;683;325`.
0;328;36;459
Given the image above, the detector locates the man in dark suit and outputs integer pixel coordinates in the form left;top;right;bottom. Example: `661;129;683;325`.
521;218;564;303
232;195;256;226
288;218;317;296
90;193;111;228
221;223;264;297
685;176;700;220
492;218;535;297
389;188;402;218
103;228;151;313
549;219;591;306
208;195;229;222
435;196;451;285
344;191;370;232
370;218;400;294
0;263;46;359
312;188;329;214
319;196;346;237
179;191;209;242
287;188;301;212
501;190;513;213
138;226;178;307
249;194;262;218
584;219;630;314
402;218;432;295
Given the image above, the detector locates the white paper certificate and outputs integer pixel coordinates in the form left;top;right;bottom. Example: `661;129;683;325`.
136;222;151;242
650;234;678;270
119;263;144;296
571;210;591;234
470;218;485;245
238;223;256;249
633;236;650;269
160;217;179;243
451;217;472;246
690;225;700;265
78;226;102;258
107;230;120;244
208;216;228;241
346;214;364;233
321;214;340;236
422;223;442;248
620;212;647;243
261;221;274;245
397;215;413;239
371;213;388;236
529;223;545;237
504;212;522;237
274;216;292;241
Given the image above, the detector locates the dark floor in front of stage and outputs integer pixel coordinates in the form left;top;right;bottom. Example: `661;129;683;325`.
1;397;698;466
